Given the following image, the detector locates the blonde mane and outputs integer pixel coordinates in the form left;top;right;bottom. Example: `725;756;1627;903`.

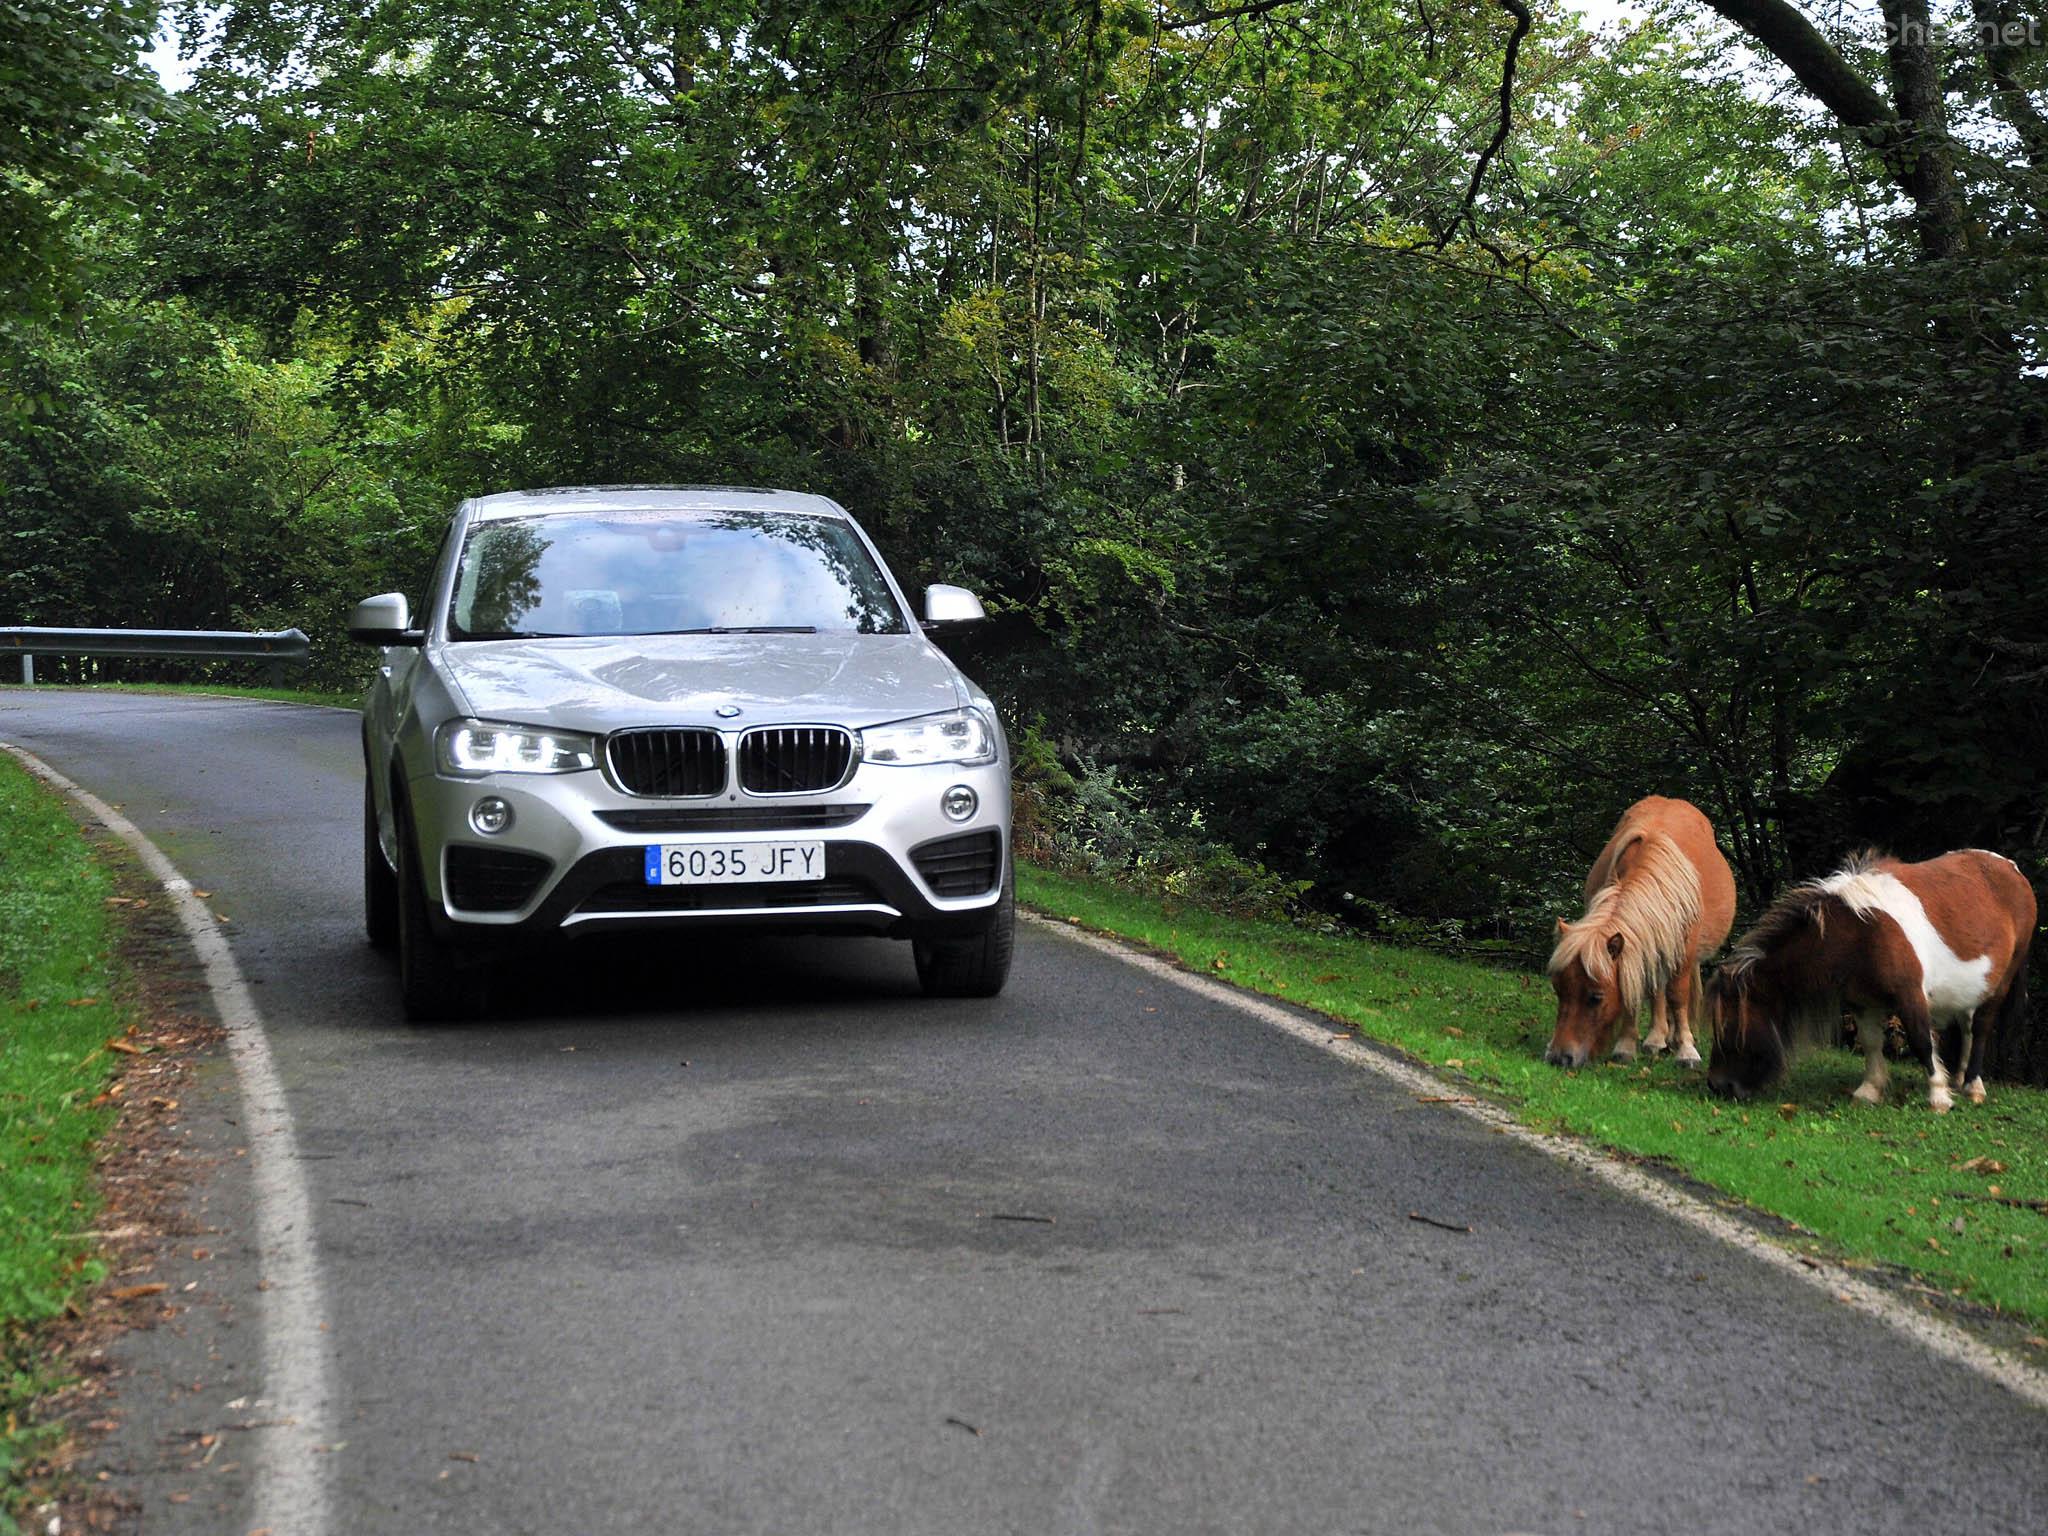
1547;833;1703;1015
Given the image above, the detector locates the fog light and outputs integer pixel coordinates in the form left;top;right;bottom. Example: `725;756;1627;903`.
942;784;978;822
470;796;513;835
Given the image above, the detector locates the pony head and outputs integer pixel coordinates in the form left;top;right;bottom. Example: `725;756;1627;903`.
1545;919;1631;1068
1703;960;1788;1100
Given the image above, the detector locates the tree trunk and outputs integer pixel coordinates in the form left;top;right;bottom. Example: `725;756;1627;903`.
1701;0;1968;258
1879;0;1968;257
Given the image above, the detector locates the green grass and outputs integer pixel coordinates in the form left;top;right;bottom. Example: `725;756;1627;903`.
1020;863;2048;1328
0;679;361;710
0;754;127;1487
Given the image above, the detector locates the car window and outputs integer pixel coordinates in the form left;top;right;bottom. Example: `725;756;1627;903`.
447;509;909;640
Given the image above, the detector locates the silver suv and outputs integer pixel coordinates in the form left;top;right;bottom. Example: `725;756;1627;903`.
350;485;1013;1019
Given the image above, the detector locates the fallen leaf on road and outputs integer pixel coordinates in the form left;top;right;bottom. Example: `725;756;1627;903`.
448;1451;480;1463
109;1283;168;1302
107;1039;144;1055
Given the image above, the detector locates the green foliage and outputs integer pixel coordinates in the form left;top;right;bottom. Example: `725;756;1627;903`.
0;0;163;414
0;756;125;1488
1016;726;1311;921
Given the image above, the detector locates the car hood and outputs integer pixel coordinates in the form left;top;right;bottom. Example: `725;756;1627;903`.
435;632;968;732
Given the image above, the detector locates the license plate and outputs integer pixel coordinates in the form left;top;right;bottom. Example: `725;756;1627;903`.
643;841;826;886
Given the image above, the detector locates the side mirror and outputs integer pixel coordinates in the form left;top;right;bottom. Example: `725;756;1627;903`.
923;583;986;628
348;593;423;646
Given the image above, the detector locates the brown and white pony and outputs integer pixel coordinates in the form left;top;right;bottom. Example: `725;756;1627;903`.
1705;849;2036;1112
1546;796;1737;1069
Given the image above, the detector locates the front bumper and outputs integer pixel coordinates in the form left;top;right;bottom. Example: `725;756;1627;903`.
404;755;1011;943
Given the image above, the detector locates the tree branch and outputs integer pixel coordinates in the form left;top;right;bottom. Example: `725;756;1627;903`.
1163;0;1302;29
1445;0;1531;244
1697;0;1894;131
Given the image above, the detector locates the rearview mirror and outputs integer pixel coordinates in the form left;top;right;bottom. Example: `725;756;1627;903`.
923;584;986;627
348;593;423;646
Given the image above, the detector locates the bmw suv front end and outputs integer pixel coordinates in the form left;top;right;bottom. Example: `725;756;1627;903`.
352;486;1014;1019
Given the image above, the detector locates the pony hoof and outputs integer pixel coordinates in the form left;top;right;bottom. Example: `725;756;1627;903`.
1644;1032;1671;1055
1929;1093;1953;1115
1966;1079;1987;1105
1610;1041;1638;1063
1851;1083;1885;1106
1675;1045;1701;1069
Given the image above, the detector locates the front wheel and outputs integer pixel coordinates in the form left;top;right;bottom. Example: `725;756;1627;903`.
395;799;485;1022
914;862;1015;998
364;776;398;951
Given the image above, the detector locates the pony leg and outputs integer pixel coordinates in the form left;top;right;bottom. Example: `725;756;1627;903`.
1962;1010;1990;1105
1610;1008;1640;1062
1851;1010;1890;1106
1940;1021;1968;1085
1899;1002;1951;1114
1644;986;1671;1056
1671;962;1703;1068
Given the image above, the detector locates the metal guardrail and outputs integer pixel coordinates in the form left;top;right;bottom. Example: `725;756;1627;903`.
1;626;312;686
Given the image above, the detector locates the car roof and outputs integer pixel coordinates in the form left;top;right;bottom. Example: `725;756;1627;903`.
465;485;849;521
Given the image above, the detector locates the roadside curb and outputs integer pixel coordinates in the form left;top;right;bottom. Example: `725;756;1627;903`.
2;743;339;1535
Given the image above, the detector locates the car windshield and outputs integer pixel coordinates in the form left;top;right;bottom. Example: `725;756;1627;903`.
446;508;909;640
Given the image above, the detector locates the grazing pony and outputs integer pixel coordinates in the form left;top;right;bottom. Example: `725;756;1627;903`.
1546;796;1737;1069
1705;849;2036;1112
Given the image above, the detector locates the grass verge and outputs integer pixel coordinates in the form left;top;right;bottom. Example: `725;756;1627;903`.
0;680;360;711
0;754;127;1490
1020;862;2048;1330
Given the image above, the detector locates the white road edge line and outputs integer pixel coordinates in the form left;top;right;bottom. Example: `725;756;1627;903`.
1027;911;2048;1412
4;744;337;1534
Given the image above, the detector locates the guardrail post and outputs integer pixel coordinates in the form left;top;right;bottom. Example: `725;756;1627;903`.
263;659;286;687
18;654;30;685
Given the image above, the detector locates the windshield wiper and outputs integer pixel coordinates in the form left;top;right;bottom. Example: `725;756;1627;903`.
656;625;819;635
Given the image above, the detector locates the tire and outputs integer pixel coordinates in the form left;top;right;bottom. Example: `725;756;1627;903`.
395;796;484;1022
364;775;399;951
914;860;1015;998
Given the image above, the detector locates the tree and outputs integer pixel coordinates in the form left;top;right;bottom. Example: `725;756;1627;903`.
0;0;163;416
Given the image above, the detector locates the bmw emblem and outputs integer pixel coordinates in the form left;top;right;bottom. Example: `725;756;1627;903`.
715;704;742;719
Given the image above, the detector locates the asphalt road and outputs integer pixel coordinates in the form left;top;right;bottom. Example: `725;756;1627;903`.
4;688;2044;1536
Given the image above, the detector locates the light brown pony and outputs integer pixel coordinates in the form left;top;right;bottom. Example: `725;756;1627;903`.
1706;849;2036;1112
1545;796;1736;1069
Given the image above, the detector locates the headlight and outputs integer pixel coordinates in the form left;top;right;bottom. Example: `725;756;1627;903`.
861;708;998;767
435;719;597;776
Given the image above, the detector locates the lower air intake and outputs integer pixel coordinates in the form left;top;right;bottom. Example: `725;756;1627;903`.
910;830;1002;897
444;846;552;912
